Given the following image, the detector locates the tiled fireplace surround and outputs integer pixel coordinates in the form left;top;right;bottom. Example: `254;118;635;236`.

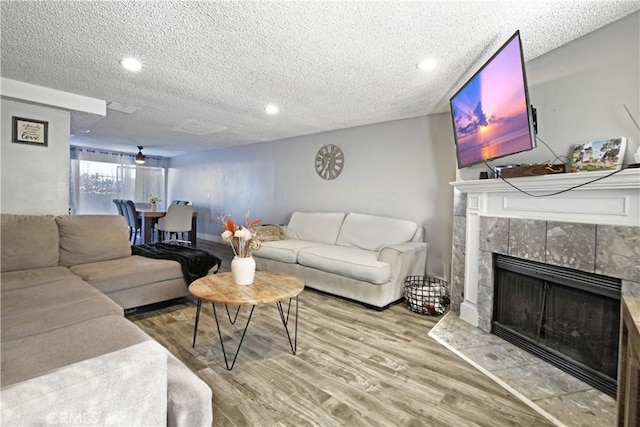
450;169;640;332
442;170;639;423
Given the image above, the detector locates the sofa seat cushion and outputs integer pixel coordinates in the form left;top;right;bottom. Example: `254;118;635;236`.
254;240;325;264
1;280;123;341
69;255;183;294
1;214;59;272
336;212;419;251
1;267;80;292
57;215;131;267
297;246;390;285
1;315;152;387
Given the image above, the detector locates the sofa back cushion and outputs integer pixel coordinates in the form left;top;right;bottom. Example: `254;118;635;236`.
57;215;131;267
285;212;345;244
336;212;419;252
1;214;59;272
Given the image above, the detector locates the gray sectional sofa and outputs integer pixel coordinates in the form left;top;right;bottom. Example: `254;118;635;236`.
0;214;212;426
254;212;427;309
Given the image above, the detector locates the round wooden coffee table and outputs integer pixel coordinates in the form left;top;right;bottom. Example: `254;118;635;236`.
189;271;304;370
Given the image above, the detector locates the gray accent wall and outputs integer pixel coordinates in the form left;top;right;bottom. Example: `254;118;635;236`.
168;114;457;278
1;98;71;215
450;12;639;309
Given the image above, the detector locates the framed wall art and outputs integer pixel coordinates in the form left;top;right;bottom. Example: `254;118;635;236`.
12;116;48;147
569;137;626;172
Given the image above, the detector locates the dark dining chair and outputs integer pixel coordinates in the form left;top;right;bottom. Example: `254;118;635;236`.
113;199;125;216
122;200;142;245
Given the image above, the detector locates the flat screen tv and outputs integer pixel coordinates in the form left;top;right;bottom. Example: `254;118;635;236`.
450;31;536;168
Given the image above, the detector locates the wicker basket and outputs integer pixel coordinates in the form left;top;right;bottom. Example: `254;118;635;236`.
404;275;450;316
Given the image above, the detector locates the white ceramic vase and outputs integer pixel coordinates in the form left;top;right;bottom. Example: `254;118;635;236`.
231;256;256;285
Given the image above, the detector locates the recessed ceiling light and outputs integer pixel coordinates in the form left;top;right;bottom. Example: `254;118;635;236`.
120;57;142;72
417;58;437;72
265;104;279;115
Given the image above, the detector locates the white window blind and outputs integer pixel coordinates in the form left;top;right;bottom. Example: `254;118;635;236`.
69;146;167;214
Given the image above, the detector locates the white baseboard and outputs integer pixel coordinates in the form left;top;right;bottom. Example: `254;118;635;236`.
196;233;223;243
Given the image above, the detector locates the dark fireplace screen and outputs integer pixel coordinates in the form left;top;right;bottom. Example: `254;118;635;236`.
492;255;621;396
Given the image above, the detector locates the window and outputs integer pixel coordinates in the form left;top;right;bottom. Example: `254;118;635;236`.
70;147;166;214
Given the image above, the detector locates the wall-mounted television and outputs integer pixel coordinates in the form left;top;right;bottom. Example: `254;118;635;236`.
450;31;537;169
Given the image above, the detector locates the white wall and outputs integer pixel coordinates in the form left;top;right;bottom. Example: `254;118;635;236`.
458;11;639;180
169;114;457;277
1;98;71;215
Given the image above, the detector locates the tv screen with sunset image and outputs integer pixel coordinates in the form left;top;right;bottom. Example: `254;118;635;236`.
450;31;536;168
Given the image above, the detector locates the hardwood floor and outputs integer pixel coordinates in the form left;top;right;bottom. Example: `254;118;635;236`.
128;240;554;426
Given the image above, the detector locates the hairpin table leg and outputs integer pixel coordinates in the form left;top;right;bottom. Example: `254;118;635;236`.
212;303;256;371
192;298;202;348
276;296;299;354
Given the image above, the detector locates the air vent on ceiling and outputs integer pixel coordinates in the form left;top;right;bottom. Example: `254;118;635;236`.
170;119;227;136
106;101;141;114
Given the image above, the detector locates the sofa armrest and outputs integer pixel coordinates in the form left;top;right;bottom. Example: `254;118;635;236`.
378;242;428;285
1;341;167;426
379;242;426;255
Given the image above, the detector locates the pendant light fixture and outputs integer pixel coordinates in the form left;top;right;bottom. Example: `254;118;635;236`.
135;146;146;164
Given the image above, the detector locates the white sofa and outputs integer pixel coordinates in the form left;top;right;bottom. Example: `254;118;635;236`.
254;212;427;309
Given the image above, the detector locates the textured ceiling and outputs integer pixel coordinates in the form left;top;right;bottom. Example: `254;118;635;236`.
1;1;638;158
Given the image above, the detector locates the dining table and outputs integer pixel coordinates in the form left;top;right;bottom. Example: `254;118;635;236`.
136;208;197;246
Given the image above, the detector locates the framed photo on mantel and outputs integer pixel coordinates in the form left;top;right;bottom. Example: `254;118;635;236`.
11;116;48;147
569;137;626;173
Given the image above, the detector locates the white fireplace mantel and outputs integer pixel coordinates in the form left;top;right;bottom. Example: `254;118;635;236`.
450;168;639;327
451;169;640;227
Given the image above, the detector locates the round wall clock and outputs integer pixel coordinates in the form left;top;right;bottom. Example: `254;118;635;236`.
315;144;344;180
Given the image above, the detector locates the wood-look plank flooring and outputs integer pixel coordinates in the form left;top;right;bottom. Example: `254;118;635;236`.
128;241;554;427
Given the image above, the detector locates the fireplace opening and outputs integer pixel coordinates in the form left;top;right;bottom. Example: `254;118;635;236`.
492;254;621;397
